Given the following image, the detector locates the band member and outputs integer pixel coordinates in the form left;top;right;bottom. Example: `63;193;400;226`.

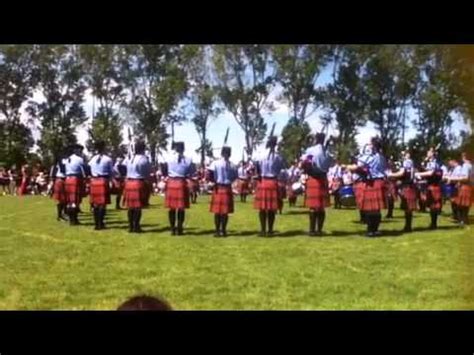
163;142;195;235
328;160;343;209
345;137;387;237
286;160;301;207
113;156;127;210
254;135;285;237
415;147;443;229
50;154;67;221
237;161;250;202
277;168;289;214
445;159;462;221
64;144;86;225
388;151;417;232
188;163;200;204
447;152;472;226
88;140;113;230
18;164;30;196
123;141;151;233
300;133;333;236
207;146;238;237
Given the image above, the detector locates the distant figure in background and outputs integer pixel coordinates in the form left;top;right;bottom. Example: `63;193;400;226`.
286;160;301;208
0;167;8;195
50;154;67;221
8;168;17;196
18;164;30;196
277;168;289;214
117;294;172;311
188;163;200;204
237;161;250;203
445;159;462;221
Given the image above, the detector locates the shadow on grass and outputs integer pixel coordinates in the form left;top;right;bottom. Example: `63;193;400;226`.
144;226;172;233
285;210;308;215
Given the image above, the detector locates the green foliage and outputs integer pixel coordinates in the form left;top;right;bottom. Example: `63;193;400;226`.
272;45;332;123
0;120;34;169
278;117;312;163
26;45;87;167
213;45;274;157
0;195;472;309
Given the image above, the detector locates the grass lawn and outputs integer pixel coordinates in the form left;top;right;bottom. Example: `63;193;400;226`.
0;195;472;310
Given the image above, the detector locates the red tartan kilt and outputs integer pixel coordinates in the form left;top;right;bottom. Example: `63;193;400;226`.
304;176;329;210
237;178;249;194
165;178;190;209
65;177;83;205
278;181;287;200
123;179;146;208
400;185;417;211
210;185;234;214
330;179;342;194
112;178;125;194
455;184;472;207
354;181;364;209
360;179;386;212
385;180;398;200
188;179;199;193
89;177;111;206
253;178;279;211
52;178;66;203
427;184;442;210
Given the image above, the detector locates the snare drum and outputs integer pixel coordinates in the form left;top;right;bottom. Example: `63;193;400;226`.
442;183;457;199
339;185;356;207
291;182;304;195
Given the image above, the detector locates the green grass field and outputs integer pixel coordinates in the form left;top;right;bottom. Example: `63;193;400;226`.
0;195;472;310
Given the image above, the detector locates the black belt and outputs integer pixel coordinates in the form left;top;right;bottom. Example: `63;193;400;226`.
92;175;110;179
127;178;145;181
66;175;82;178
262;176;277;180
216;183;232;187
169;176;186;180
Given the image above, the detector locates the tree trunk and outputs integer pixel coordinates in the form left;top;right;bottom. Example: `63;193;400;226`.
201;128;206;168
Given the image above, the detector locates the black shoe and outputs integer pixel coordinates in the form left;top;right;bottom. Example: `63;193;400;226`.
177;229;184;236
214;232;221;237
258;231;266;237
267;231;275;237
222;231;228;237
403;227;412;233
373;231;382;237
308;231;317;237
171;228;176;236
365;232;375;237
429;224;437;230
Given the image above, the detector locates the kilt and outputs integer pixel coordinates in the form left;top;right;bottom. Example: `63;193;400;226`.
360;179;386;212
426;184;442;210
65;176;83;206
304;176;329;211
455;184;472;207
278;181;287;200
123;179;146;209
188;179;200;193
112;178;125;194
287;183;297;200
400;184;417;212
253;178;279;211
354;181;364;209
165;178;190;209
237;178;250;194
329;179;342;194
89;177;111;206
385;180;398;200
52;178;66;203
210;185;234;214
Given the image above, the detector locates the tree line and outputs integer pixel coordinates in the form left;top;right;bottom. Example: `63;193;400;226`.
0;44;472;170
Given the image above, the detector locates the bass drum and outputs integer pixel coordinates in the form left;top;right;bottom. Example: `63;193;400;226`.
291;182;304;195
339;185;356;207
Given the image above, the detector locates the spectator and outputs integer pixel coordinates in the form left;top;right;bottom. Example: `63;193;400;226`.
117;295;172;311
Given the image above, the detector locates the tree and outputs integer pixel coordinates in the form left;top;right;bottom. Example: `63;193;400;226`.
0;45;38;168
122;45;191;164
213;45;274;158
27;45;87;167
187;46;221;166
272;44;332;124
360;45;419;157
277;117;312;163
322;46;367;162
79;45;125;157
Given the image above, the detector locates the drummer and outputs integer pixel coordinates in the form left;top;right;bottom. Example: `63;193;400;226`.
446;152;472;226
328;160;343;209
287;160;301;208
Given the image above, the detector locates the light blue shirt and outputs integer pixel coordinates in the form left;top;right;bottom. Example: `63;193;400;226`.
426;159;441;172
460;162;473;184
450;165;463;178
208;158;237;185
357;152;387;179
89;154;113;177
302;144;333;173
65;154;85;176
167;152;195;178
124;154;151;179
402;159;414;171
255;149;285;178
113;161;126;178
51;159;67;178
238;166;247;179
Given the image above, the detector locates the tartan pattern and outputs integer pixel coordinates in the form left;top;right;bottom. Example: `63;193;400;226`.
426;184;442;211
123;179;146;209
237;178;250;194
253;178;280;211
278;181;287;200
400;185;417;212
455;184;472;207
210;185;234;214
385;180;398;201
188;179;200;193
165;178;190;209
65;177;83;206
89;177;111;206
360;179;386;212
304;176;329;211
354;181;364;209
52;178;66;203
